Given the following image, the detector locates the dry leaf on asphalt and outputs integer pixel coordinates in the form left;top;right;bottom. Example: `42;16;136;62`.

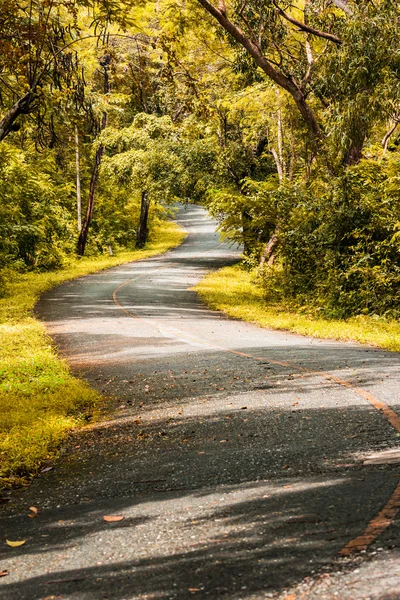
103;515;124;522
6;539;27;547
0;570;9;577
28;506;38;518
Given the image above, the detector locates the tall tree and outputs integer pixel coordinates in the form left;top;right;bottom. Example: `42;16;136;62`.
77;54;111;256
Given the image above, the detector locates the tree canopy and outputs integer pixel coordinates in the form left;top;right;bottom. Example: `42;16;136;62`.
0;0;399;317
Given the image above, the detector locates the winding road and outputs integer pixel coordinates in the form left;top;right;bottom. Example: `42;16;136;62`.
1;205;400;599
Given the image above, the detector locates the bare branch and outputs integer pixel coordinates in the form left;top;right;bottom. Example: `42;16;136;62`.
382;120;400;151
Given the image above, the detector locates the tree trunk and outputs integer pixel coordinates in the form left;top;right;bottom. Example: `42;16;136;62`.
195;0;322;147
136;191;150;248
77;142;105;256
260;230;279;266
344;135;365;166
0;92;33;142
75;126;82;232
77;56;111;256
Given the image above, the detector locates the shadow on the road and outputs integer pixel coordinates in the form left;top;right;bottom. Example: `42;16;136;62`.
1;471;398;599
6;204;397;599
1;399;399;598
61;343;398;406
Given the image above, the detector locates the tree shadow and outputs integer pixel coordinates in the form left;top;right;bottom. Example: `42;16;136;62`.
0;465;398;599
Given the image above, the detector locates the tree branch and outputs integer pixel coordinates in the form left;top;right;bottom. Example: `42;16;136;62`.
275;3;342;45
195;0;322;142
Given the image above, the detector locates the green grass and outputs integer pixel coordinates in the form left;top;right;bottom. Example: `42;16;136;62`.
195;264;400;353
0;221;186;489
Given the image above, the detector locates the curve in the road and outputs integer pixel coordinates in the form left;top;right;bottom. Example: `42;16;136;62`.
112;218;400;559
2;204;400;600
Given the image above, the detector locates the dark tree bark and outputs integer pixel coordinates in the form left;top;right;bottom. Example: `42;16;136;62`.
344;131;366;166
0;92;34;141
77;142;105;256
77;56;111;256
136;190;150;248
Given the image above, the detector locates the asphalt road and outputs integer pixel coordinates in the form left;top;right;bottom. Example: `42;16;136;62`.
1;205;400;600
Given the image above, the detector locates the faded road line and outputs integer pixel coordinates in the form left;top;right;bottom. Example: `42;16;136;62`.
112;263;400;557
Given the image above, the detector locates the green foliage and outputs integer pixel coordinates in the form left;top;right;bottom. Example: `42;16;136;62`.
1;0;400;318
255;159;400;318
0;143;76;271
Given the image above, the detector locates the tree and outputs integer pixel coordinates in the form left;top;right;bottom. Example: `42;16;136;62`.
193;0;400;166
0;0;132;143
101;114;185;247
77;54;111;256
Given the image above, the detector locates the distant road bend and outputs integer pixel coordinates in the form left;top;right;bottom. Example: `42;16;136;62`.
1;204;400;600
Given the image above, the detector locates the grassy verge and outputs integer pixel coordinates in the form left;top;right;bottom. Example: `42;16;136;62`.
0;221;186;490
195;264;400;353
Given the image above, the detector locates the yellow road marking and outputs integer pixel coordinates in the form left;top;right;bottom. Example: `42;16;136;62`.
112;259;400;557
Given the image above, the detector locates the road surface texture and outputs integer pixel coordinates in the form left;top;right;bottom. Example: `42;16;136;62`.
1;205;400;600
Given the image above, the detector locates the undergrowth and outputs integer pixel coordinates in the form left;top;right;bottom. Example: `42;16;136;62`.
0;221;186;490
195;264;400;353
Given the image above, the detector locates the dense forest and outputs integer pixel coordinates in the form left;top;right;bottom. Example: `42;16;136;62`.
1;0;399;318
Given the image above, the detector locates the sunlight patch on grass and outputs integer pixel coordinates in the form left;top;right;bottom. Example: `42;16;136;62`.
0;221;186;489
195;264;400;353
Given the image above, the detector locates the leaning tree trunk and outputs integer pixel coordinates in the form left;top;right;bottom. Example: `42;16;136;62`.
77;142;105;256
259;230;279;266
136;191;150;248
75;126;82;232
0;92;34;142
77;56;111;256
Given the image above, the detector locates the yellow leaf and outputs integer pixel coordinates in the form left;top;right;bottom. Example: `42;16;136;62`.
6;539;27;547
103;515;124;522
28;506;38;518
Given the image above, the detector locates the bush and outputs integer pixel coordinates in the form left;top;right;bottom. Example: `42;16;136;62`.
256;159;400;318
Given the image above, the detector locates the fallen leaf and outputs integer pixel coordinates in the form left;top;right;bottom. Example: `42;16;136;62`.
103;515;124;522
6;539;27;547
0;570;9;577
41;467;54;473
188;589;201;593
28;506;38;518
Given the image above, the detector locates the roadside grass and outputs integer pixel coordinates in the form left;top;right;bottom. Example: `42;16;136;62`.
0;221;186;489
195;264;400;353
